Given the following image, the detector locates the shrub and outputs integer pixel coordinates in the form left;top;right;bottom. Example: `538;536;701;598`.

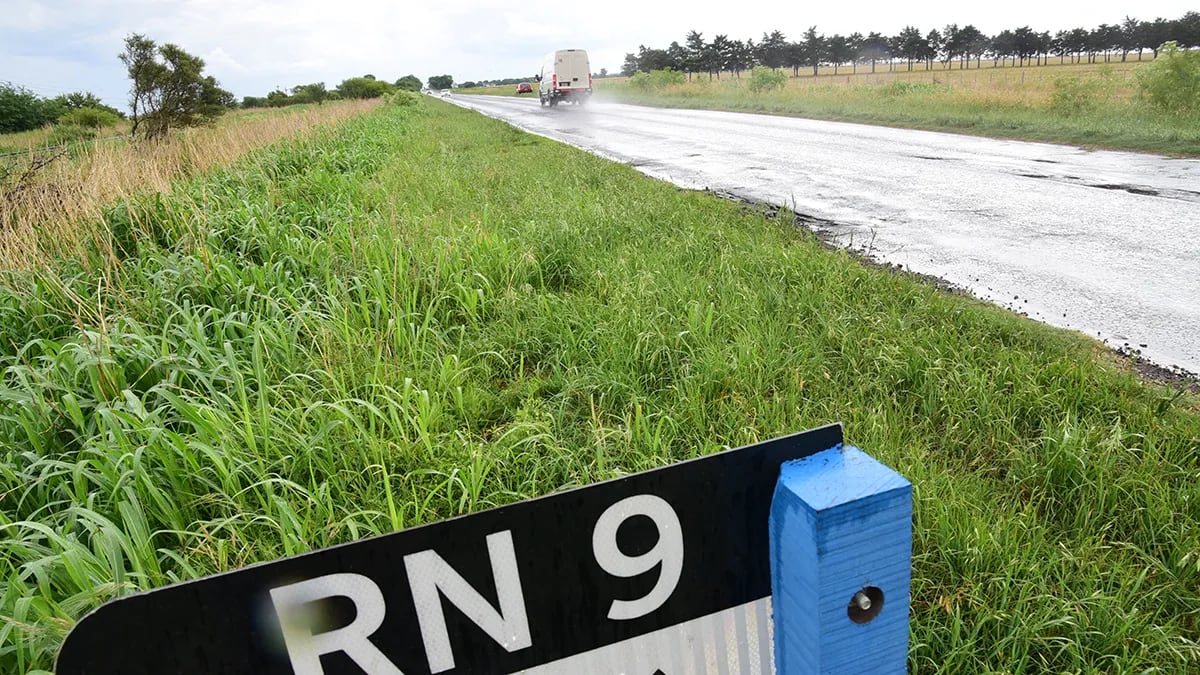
58;106;121;129
1049;77;1105;116
0;82;62;133
747;66;786;94
1137;41;1200;116
629;68;687;91
387;90;421;107
395;75;422;92
878;81;952;97
47;124;96;146
337;77;392;99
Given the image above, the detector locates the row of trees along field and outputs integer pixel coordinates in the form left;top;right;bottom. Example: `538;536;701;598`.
0;86;126;135
621;12;1200;77
239;74;452;108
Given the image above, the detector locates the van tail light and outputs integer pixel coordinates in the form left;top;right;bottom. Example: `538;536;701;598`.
552;74;557;89
589;73;593;88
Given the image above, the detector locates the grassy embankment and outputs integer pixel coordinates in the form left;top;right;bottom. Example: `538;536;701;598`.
2;98;1198;672
1;100;380;270
467;58;1200;155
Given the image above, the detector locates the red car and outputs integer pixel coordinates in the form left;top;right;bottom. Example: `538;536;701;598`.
516;82;533;94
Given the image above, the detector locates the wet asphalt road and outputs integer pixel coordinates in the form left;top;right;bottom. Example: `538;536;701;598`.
451;94;1200;375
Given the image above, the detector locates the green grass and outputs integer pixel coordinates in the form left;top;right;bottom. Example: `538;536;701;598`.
594;62;1200;156
2;98;1199;672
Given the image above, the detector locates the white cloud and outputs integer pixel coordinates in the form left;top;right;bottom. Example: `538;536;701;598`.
204;46;246;73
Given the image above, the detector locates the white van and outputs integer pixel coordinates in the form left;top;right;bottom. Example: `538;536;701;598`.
536;49;592;107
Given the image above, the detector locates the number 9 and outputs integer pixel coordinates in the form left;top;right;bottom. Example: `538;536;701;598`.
591;494;684;620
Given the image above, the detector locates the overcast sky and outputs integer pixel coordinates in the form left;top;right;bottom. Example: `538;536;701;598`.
3;1;1196;109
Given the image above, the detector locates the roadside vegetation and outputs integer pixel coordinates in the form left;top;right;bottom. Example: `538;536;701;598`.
598;55;1200;155
1;99;380;269
591;15;1200;154
1;98;1197;672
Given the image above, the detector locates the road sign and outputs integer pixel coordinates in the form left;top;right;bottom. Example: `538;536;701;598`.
56;423;905;674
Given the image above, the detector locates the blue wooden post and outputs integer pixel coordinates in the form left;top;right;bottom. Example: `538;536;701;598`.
769;444;912;673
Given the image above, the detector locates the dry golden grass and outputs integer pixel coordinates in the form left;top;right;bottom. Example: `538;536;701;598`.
1;99;380;270
649;58;1148;108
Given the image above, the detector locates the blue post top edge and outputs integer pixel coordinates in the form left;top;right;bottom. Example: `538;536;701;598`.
776;445;911;512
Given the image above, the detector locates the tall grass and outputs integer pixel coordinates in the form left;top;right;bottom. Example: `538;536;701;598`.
1;99;1197;672
1;100;380;271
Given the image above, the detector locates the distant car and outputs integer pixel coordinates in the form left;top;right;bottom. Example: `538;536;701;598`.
516;82;533;94
440;90;451;98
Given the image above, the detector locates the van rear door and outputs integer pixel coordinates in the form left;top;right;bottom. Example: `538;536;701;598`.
555;50;590;90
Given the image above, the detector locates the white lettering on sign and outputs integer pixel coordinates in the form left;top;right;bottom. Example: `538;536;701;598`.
269;572;403;675
267;499;686;673
404;530;532;673
591;495;685;620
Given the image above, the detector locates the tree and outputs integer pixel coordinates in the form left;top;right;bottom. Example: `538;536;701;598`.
992;30;1017;66
758;31;789;70
942;24;963;67
621;52;639;76
802;26;826;76
1177;11;1200;48
599;68;608;77
1063;27;1090;63
641;45;675;71
427;74;453;90
729;40;755;77
0;82;62;133
51;91;124;119
339;77;391;98
1143;19;1173;57
924;29;943;69
710;34;734;79
895;26;925;71
861;32;890;73
266;89;292;107
119;33;232;139
962;26;989;68
684;30;707;80
292;82;328;105
826;35;851;75
1012;26;1037;66
846;33;864;73
394;75;422;91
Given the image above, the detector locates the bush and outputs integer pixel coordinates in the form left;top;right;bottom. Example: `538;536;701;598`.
1137;41;1200;116
58;106;121;129
46;124;96;146
337;77;392;99
395;75;422;92
0;82;62;133
387;90;421;107
747;66;787;94
629;68;687;91
1049;77;1105;116
878;81;952;97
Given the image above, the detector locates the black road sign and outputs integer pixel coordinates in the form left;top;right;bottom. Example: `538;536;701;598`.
57;424;844;674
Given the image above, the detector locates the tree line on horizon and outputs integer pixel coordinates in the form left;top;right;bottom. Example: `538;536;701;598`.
621;12;1200;78
240;74;444;109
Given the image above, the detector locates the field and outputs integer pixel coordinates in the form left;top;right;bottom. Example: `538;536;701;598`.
465;58;1200;156
1;98;1198;672
0;100;380;270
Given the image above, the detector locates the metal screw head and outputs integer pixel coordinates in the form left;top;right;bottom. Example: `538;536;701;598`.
852;590;872;611
847;586;884;624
